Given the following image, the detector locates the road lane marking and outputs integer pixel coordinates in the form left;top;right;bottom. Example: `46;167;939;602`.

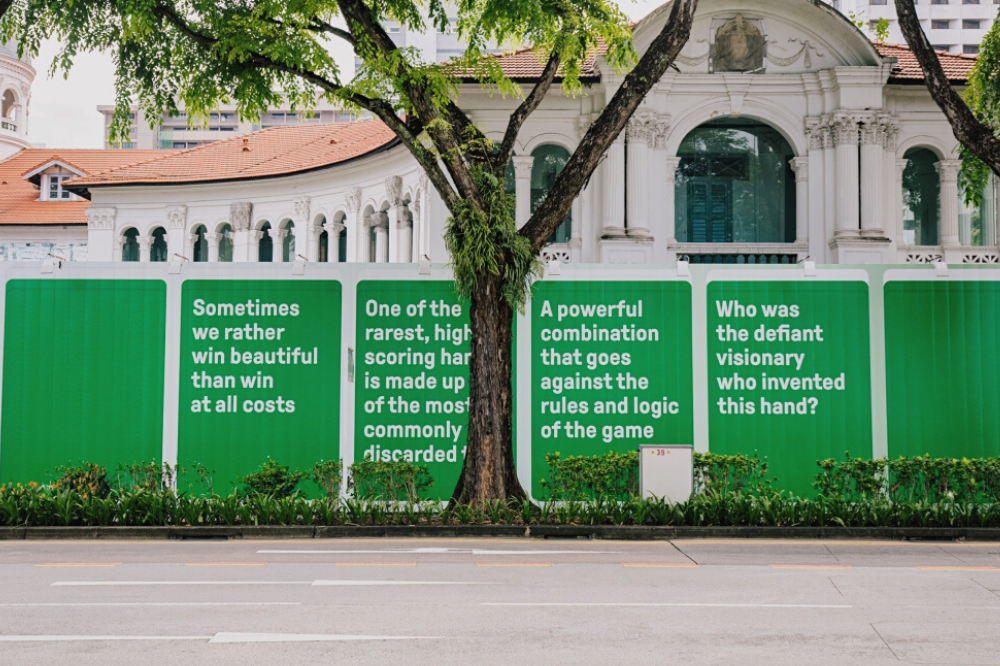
208;633;442;643
0;635;210;642
0;602;301;608
476;562;551;567
257;549;621;555
312;580;490;586
34;563;122;568
51;581;313;587
186;562;266;567
915;566;998;571
482;603;853;609
334;562;417;567
52;580;485;587
623;563;700;568
770;565;853;570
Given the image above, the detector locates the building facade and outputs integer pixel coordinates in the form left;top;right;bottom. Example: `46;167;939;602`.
827;0;999;55
66;0;995;268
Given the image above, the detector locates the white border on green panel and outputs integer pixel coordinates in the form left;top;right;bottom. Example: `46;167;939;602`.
701;266;877;457
174;262;346;474
0;262;176;477
528;263;692;500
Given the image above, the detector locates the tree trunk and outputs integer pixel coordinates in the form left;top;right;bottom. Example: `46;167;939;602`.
451;269;525;503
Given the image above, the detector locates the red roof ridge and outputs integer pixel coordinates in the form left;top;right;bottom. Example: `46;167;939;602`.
20;155;87;177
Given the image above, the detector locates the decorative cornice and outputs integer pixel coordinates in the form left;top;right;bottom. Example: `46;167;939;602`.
512;155;534;179
385;176;403;206
345;187;362;214
294;196;311;223
165;205;187;230
229;202;253;231
85;206;116;230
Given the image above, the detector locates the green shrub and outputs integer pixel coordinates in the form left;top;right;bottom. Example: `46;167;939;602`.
312;459;343;497
694;452;775;496
348;458;432;501
240;459;307;498
540;451;639;500
115;462;176;492
50;463;111;499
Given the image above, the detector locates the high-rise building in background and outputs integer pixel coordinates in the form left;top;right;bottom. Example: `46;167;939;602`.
826;0;998;55
99;102;366;150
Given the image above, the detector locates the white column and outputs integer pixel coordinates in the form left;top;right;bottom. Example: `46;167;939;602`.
397;207;413;263
385;176;402;263
601;134;626;237
412;198;423;262
895;159;908;246
805;120;828;262
325;222;346;262
138;235;152;262
307;226;321;262
294;196;311;262
373;214;389;263
833;115;860;236
418;174;431;261
248;230;262;262
345;187;362;263
117;236;126;263
512;156;534;228
229;202;253;262
625;117;650;237
359;215;373;263
860;119;885;236
936;159;961;248
85;207;117;262
790;157;809;245
184;232;197;262
274;228;288;262
664;157;682;245
207;233;220;262
822;121;837;250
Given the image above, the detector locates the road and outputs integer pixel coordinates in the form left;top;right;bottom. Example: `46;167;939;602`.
0;537;998;665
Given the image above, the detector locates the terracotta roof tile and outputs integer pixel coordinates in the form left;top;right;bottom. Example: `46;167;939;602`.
870;43;973;84
70;120;398;187
473;44;603;81
0;149;178;226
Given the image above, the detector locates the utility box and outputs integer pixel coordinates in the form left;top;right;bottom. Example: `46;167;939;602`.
639;445;694;503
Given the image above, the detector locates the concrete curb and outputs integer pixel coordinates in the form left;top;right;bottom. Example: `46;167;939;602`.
2;525;1000;541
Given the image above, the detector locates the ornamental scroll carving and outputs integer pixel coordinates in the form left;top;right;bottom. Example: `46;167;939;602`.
86;207;116;230
229;202;253;231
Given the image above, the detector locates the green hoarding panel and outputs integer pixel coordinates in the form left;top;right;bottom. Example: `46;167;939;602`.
530;281;694;498
178;280;341;495
355;281;471;499
885;281;1000;459
706;281;872;496
1;279;166;484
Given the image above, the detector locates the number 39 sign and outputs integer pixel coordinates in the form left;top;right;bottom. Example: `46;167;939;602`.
639;444;694;503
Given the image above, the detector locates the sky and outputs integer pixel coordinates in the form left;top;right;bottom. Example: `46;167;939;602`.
25;1;661;149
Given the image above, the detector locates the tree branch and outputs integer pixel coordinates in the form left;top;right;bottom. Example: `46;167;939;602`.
336;0;487;210
496;49;562;172
306;18;357;46
894;0;1000;171
155;2;457;208
519;0;698;253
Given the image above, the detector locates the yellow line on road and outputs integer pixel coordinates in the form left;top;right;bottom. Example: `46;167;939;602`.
769;565;852;570
915;566;998;571
623;563;700;569
334;562;417;567
34;563;122;568
185;562;267;567
477;562;551;567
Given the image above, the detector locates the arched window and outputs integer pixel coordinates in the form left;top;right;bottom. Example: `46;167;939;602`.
1;90;14;121
122;228;139;262
530;144;571;243
902;148;940;246
259;221;273;262
283;221;295;261
150;227;168;262
192;225;208;262
316;215;329;262
218;223;233;262
959;172;997;247
676;118;796;243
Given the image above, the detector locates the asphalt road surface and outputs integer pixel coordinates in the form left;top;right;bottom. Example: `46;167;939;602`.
0;537;998;665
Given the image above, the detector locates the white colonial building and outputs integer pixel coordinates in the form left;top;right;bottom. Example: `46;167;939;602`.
1;0;994;266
